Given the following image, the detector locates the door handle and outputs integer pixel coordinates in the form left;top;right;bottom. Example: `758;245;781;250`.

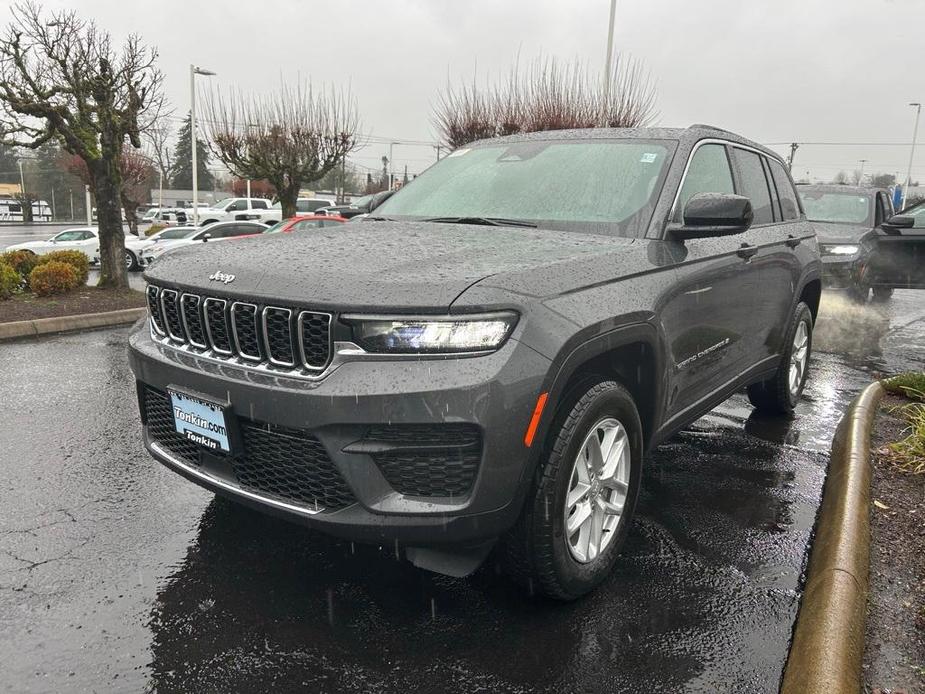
736;243;758;260
786;235;801;248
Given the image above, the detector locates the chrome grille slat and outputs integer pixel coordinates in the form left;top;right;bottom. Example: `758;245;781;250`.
146;285;165;335
180;293;207;349
203;298;233;355
159;289;185;342
146;284;334;379
231;302;262;362
298;311;333;371
263;306;296;367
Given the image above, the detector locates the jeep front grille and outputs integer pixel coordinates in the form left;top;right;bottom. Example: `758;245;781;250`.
147;284;332;377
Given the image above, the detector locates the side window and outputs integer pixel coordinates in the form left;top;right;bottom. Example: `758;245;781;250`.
251;199;268;210
231;224;261;236
674;144;735;222
730;148;774;225
227;200;246;212
201;226;227;239
768;159;800;220
80;230;95;240
761;157;782;221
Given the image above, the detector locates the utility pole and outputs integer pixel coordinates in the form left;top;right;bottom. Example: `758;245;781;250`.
858;159;868;185
603;0;617;102
902;102;921;210
434;144;443;161
787;142;799;171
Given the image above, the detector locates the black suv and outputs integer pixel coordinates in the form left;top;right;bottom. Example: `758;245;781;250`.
130;125;821;599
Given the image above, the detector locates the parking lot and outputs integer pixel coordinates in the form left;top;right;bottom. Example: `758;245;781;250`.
0;291;920;692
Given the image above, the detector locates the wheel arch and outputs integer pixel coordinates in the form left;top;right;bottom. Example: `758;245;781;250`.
534;323;666;455
798;278;821;323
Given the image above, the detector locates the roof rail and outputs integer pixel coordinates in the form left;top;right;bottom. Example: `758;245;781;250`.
688;123;734;134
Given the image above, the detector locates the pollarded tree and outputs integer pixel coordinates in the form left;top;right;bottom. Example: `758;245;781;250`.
204;82;359;218
0;2;164;288
64;149;157;236
434;55;657;150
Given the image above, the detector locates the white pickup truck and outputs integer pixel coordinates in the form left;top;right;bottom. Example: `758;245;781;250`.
197;197;280;226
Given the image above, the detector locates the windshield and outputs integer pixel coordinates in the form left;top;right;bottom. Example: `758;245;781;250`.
800;190;872;225
210;198;234;210
349;194;374;207
158;227;196;239
374;139;675;235
262;220;289;234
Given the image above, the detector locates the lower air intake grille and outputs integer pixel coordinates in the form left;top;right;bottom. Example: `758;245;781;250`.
366;424;482;498
143;387;355;511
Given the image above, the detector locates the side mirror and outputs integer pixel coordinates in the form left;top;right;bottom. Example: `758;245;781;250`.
202;233;212;242
671;193;754;240
881;214;914;231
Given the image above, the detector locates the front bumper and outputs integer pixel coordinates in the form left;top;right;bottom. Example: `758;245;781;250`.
820;254;866;289
128;322;550;546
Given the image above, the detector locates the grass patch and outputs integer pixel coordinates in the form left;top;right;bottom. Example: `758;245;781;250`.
882;373;925;474
883;372;925;401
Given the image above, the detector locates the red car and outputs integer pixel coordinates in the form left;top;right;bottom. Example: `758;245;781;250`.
262;215;348;234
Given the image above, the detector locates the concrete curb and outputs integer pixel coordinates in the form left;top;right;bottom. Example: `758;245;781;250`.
780;380;885;694
0;307;145;341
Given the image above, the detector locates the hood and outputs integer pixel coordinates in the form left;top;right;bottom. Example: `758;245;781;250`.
142;220;637;311
812;222;871;244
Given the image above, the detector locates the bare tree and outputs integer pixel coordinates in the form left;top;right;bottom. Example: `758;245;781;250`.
0;2;164;288
204;82;360;218
833;171;849;185
434;55;658;150
144;118;173;206
63;149;155;236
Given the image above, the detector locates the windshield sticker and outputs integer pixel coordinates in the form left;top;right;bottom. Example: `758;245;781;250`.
447;148;470;158
640;152;658;163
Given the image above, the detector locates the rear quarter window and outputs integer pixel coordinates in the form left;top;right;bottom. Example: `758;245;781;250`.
767;159;801;220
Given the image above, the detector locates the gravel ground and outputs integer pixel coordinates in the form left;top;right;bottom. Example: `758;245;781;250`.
864;395;925;693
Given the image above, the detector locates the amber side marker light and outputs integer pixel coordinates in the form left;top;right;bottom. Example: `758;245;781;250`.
524;392;549;447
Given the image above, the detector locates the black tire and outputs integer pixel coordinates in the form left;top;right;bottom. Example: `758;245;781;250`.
747;302;813;414
872;286;894;302
125;250;139;271
501;378;643;600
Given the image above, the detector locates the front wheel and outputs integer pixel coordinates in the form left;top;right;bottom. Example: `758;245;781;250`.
747;302;813;414
501;379;643;600
125;250;139;271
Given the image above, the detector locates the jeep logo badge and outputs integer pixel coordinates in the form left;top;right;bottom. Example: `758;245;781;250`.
209;271;235;284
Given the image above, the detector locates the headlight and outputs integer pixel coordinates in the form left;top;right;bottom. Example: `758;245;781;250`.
824;244;859;255
345;312;518;354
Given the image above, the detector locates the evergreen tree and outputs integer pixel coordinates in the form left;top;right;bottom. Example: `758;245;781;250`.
169;112;213;190
0;143;19;185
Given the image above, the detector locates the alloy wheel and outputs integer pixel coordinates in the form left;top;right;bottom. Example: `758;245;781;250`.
789;320;809;397
564;417;631;563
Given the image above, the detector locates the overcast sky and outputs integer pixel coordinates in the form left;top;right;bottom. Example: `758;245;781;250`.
8;0;924;183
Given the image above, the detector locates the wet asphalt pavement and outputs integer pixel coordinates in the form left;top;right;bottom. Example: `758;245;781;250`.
1;291;923;693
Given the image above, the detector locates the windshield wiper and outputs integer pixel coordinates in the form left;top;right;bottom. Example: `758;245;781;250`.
423;216;537;228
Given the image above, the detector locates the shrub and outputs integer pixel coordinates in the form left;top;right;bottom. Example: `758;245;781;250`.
29;261;80;296
0;261;21;300
0;249;40;279
145;223;167;237
36;250;89;285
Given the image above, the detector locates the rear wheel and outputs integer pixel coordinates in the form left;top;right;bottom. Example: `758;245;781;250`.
502;379;643;600
872;286;894;302
747;302;813;414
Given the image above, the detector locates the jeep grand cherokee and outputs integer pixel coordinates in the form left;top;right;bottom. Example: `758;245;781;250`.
129;125;821;599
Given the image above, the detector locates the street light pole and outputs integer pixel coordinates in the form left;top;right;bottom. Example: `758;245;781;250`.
902;102;921;210
190;64;216;226
858;159;867;185
603;0;617;102
389;142;399;189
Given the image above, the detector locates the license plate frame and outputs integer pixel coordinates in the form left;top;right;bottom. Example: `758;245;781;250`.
167;386;234;455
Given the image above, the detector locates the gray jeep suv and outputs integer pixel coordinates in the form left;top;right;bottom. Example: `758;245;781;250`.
129;125;821;599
